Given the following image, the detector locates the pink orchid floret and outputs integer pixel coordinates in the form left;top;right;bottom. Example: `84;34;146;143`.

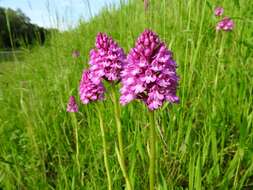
79;69;105;104
214;7;224;17
120;29;179;110
67;96;78;112
89;33;126;84
216;17;234;31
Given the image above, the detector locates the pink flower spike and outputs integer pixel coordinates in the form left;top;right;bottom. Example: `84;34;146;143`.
214;7;224;17
79;69;105;105
89;33;126;83
67;96;78;112
216;17;234;31
120;29;179;110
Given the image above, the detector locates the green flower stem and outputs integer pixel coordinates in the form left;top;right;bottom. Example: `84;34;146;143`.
214;33;225;91
70;113;81;178
111;85;132;190
96;104;112;190
149;111;156;190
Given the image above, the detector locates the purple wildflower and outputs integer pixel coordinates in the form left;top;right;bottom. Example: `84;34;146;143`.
89;33;126;84
72;50;80;58
216;17;234;31
67;96;78;112
214;7;224;17
120;29;179;110
79;69;105;104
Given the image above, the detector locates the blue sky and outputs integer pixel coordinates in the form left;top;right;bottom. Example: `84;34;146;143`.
0;0;120;30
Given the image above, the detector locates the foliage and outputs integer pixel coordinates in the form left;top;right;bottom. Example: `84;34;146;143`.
0;7;51;49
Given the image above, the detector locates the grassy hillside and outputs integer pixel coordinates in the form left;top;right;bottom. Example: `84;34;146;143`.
1;0;253;189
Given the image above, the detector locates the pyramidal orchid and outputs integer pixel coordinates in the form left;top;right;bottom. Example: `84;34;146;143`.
78;69;113;188
67;96;78;112
120;29;179;110
89;33;126;84
214;7;224;17
88;33;131;190
120;29;179;190
216;17;234;31
78;33;131;190
79;69;105;105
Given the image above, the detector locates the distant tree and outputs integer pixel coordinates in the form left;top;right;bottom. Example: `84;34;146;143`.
0;6;54;49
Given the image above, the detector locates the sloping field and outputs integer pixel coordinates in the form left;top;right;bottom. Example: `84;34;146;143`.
0;0;253;189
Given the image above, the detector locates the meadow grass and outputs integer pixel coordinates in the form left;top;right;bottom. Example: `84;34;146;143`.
1;0;253;189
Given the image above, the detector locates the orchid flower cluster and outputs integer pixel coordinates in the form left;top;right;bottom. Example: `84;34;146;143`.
64;7;235;190
66;96;79;112
65;30;180;190
214;7;234;31
67;5;235;111
67;29;179;112
120;30;179;110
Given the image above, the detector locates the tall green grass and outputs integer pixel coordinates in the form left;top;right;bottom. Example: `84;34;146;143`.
1;0;253;189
